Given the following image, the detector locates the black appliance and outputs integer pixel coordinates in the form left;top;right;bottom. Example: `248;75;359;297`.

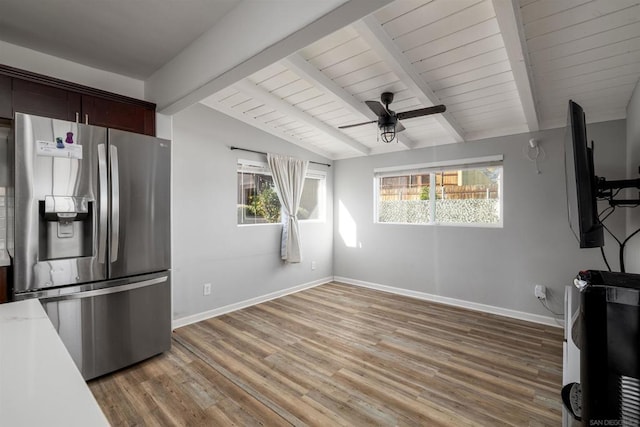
577;270;640;425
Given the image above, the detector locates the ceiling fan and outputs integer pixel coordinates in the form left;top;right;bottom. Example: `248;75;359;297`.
339;92;446;143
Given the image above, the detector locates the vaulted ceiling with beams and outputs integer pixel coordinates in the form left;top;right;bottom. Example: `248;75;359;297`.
3;0;635;160
201;0;640;160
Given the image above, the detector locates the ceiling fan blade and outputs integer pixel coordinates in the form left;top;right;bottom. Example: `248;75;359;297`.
365;100;388;117
396;121;405;132
396;105;446;121
338;120;377;129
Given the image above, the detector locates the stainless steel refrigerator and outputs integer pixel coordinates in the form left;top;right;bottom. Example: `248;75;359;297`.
10;112;171;380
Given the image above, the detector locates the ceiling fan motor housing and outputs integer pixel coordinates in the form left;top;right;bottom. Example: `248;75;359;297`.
380;92;394;106
378;114;397;128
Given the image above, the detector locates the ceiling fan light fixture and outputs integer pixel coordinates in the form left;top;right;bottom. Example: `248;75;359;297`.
337;92;446;145
380;124;396;143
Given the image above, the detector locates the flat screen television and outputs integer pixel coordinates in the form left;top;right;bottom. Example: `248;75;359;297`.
564;100;604;248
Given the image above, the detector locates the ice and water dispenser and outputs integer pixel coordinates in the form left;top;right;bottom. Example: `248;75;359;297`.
38;195;93;260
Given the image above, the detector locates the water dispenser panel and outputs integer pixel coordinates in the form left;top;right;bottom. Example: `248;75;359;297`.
43;196;89;223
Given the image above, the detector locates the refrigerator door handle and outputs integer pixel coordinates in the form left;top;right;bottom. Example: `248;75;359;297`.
97;144;108;264
39;276;168;302
110;145;120;262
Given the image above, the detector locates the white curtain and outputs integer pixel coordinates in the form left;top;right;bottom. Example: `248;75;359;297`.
267;154;309;263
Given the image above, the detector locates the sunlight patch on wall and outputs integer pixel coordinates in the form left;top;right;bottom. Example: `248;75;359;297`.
339;200;358;248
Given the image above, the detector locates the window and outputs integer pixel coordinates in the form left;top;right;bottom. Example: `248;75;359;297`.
374;156;503;227
237;160;326;225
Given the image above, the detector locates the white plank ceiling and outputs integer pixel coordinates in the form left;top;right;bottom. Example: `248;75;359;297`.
522;0;640;129
201;0;640;160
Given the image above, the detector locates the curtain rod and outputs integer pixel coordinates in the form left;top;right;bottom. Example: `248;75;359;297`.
229;146;331;167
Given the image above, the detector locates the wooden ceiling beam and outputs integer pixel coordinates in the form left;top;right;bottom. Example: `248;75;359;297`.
201;96;336;160
283;54;413;149
354;15;466;143
235;79;371;156
148;0;394;115
492;0;539;131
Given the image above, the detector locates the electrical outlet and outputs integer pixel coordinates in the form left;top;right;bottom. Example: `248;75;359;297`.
203;283;212;296
534;284;546;300
311;261;317;271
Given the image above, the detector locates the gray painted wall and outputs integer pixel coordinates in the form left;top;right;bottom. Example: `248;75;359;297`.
333;121;627;318
172;102;626;322
627;81;640;274
172;104;333;320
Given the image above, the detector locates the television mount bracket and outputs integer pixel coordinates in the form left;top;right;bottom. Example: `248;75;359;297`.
596;176;640;206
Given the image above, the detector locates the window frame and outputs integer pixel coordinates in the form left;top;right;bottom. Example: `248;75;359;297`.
298;170;327;223
237;159;327;226
373;155;504;228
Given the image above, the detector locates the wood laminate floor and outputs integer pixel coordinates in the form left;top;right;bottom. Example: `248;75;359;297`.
89;282;564;426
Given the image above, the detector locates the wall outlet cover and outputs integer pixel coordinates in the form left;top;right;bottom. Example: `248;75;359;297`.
534;284;546;299
203;283;212;296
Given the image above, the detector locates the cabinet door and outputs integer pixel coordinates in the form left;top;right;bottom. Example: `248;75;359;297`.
13;79;81;121
0;266;7;303
82;95;155;136
0;76;11;119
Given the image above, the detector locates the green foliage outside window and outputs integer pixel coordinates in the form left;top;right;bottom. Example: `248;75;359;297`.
419;186;442;200
248;186;281;223
238;164;324;225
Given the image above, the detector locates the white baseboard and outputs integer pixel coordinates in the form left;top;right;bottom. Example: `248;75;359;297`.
172;276;332;329
173;275;561;330
334;276;561;328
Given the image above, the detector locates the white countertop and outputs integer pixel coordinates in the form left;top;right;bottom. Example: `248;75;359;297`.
0;299;109;427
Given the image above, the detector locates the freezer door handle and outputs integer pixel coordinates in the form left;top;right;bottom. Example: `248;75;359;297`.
110;145;120;262
39;276;167;302
97;144;108;264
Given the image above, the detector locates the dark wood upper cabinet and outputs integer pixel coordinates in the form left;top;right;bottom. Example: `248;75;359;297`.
0;75;11;119
1;65;156;136
13;79;81;122
82;95;155;136
0;266;8;304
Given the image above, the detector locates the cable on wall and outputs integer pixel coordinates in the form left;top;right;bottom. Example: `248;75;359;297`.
523;138;545;174
537;295;564;327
